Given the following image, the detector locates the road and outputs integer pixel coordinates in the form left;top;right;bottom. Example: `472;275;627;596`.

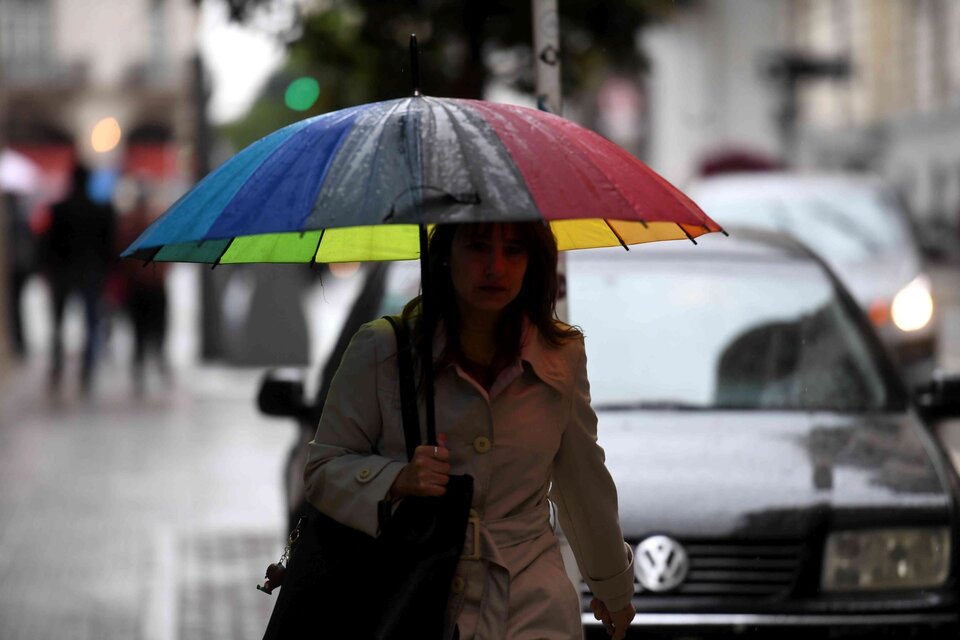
0;262;958;640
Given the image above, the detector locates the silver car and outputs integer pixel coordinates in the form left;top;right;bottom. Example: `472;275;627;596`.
561;229;959;638
686;173;937;384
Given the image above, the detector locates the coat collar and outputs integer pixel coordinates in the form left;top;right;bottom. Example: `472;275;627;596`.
518;318;571;394
432;316;571;394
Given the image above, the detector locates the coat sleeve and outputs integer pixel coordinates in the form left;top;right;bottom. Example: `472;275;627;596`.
303;321;406;537
549;339;635;612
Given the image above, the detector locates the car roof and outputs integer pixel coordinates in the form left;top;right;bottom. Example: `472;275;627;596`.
568;226;821;266
686;171;892;199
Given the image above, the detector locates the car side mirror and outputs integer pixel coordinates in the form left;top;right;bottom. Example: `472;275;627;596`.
914;372;960;422
257;368;309;418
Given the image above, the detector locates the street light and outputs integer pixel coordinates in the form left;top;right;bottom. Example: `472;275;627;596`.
91;117;122;153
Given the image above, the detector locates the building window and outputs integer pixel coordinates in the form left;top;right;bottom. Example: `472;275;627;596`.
149;0;167;75
0;0;52;67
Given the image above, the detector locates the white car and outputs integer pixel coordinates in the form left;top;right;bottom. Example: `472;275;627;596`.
686;173;937;384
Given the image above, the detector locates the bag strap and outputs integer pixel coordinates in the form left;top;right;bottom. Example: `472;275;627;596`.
383;315;420;462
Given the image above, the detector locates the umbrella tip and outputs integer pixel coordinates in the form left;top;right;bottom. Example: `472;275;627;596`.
409;34;421;97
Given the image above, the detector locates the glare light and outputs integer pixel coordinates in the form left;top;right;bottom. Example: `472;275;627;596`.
284;77;320;111
329;262;360;278
91;117;122;153
891;275;934;332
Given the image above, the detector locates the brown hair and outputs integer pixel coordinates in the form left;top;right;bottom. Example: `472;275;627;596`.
402;221;581;374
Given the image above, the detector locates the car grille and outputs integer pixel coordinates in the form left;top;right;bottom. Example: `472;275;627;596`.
579;540;803;599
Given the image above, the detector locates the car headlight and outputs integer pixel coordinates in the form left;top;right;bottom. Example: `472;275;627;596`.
822;527;951;591
891;274;934;332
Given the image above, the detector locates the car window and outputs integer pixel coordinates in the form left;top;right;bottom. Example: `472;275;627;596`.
695;186;913;263
379;261;422;316
566;251;897;412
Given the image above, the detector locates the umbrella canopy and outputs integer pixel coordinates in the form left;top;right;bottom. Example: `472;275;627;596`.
122;96;723;266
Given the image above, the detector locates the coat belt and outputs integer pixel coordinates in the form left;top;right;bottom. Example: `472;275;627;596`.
456;504;555;639
462;503;553;568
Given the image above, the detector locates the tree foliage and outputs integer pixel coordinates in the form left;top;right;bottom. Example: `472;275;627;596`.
216;0;683;147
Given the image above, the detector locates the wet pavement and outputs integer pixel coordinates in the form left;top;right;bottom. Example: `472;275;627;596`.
0;263;958;640
0;359;294;640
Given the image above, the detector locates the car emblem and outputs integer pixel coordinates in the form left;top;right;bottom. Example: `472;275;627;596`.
634;535;689;592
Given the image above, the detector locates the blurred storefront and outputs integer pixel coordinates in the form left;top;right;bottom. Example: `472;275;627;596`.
0;0;203;370
0;0;198;206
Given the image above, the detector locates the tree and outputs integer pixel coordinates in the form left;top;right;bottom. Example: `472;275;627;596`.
214;0;683;146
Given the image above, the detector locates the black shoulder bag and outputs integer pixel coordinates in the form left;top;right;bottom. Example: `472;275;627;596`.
261;316;474;640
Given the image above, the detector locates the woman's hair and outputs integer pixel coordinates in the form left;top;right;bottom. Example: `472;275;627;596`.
402;221;581;373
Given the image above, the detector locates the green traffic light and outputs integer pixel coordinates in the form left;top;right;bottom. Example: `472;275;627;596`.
285;77;320;111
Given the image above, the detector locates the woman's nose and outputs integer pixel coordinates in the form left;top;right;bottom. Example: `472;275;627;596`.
485;248;506;274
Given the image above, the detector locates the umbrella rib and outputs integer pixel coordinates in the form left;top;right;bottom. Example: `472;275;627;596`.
309;229;326;269
143;246;163;266
603;219;630;251
211;238;235;269
708;223;731;237
678;224;698;245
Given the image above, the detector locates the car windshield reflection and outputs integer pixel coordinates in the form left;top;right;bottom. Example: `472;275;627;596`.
566;251;901;413
695;188;911;263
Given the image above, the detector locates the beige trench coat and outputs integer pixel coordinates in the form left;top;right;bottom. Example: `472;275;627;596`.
304;317;635;639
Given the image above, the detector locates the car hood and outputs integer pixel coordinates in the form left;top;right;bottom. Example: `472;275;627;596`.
599;410;951;540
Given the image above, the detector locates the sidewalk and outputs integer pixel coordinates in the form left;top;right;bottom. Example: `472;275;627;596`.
0;357;296;640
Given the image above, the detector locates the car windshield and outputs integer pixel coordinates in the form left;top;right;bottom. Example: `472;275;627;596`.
566;250;898;412
694;185;912;263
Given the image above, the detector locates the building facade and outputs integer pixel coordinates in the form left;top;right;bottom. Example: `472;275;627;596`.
786;0;960;226
642;0;960;230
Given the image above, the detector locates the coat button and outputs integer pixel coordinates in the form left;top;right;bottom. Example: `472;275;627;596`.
451;576;465;594
356;468;372;482
473;436;491;454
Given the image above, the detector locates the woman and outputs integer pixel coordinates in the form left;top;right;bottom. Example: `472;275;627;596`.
304;222;636;639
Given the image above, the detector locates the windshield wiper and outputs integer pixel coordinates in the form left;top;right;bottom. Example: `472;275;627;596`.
593;401;705;412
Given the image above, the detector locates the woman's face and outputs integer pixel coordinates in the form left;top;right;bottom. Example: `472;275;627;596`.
449;223;529;319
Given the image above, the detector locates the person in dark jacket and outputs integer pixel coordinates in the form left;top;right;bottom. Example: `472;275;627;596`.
3;189;37;358
115;187;169;395
43;163;116;394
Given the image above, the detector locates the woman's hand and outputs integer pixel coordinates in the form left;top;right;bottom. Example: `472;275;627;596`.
389;434;450;498
590;598;636;640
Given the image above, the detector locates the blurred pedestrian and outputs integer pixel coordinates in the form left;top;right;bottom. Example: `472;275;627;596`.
2;190;37;359
303;222;637;639
116;185;169;395
0;147;41;359
42;162;116;395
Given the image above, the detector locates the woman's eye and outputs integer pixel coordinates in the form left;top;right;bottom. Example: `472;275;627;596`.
466;241;489;252
504;245;526;257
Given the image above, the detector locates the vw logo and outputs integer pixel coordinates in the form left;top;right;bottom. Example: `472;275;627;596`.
634;535;689;592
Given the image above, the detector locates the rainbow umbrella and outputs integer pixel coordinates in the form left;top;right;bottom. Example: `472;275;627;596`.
122;38;725;445
121;98;722;266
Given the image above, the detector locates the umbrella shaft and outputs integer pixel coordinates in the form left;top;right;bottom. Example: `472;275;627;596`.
419;224;437;445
